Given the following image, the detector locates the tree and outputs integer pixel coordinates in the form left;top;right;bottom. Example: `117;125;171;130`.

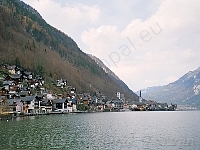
32;40;36;48
77;104;89;111
15;57;20;67
36;64;44;75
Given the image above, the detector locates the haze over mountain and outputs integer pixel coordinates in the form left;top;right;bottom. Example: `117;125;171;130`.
89;54;138;101
138;67;200;107
0;0;138;102
22;0;200;92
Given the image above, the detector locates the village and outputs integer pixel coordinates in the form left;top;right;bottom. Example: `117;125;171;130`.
0;64;177;119
0;64;126;118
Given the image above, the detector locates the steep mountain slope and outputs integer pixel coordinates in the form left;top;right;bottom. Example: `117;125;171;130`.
89;55;139;102
0;0;138;101
139;67;200;106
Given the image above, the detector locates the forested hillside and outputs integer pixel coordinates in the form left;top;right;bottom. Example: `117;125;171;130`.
0;0;138;102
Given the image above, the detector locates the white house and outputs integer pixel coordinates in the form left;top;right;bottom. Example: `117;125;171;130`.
68;98;77;112
56;79;67;88
7;65;16;74
16;100;24;113
22;96;35;113
54;99;68;112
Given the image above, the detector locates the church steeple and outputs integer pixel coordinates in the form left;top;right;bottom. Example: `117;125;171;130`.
139;90;142;102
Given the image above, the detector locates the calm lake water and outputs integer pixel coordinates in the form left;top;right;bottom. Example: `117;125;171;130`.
0;111;200;150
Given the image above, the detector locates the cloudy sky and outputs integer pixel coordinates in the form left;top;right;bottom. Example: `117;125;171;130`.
22;0;200;92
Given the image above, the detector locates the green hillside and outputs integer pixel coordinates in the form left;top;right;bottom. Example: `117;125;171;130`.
0;0;138;102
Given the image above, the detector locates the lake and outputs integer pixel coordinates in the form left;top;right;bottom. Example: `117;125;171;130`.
0;111;200;150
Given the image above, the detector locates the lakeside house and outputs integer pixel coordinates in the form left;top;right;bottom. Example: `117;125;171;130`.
40;98;53;113
54;98;68;112
130;100;177;111
109;98;124;111
0;64;127;117
22;96;35;113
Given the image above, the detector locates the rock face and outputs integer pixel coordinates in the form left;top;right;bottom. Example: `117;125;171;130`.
138;67;200;106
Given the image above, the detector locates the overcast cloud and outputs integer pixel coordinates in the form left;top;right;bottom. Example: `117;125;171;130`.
22;0;200;92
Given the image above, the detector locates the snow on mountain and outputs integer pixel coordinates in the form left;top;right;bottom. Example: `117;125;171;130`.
138;67;200;107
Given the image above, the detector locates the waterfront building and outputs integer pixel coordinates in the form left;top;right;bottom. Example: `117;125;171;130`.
117;92;120;99
139;90;142;102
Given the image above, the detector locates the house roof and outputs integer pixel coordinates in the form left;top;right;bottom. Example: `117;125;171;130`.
40;99;52;106
19;91;29;96
110;98;124;104
24;71;32;76
57;79;67;83
36;94;44;99
83;97;89;101
69;98;76;104
41;98;50;103
8;74;22;79
3;81;15;85
83;93;90;96
22;96;35;102
134;102;146;106
77;94;83;96
7;98;21;105
157;103;168;108
54;99;67;104
35;75;43;80
7;65;16;70
0;96;6;100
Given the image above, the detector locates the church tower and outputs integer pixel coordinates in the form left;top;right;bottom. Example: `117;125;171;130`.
139;90;142;102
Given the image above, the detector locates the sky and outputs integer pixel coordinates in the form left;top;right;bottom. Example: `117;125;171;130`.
22;0;200;92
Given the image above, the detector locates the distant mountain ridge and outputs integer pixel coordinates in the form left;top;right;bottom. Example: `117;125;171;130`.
89;55;139;102
138;67;200;107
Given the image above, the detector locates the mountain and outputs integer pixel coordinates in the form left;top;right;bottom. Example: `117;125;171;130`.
138;67;200;107
89;55;139;102
0;0;138;102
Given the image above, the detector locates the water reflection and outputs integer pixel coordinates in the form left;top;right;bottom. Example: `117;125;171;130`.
0;111;200;150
